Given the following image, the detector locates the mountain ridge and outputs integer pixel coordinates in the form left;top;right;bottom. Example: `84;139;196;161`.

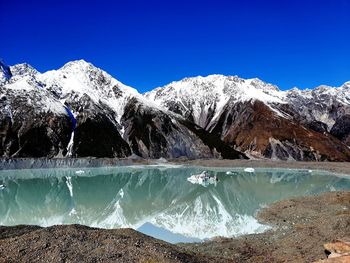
3;59;349;97
0;59;349;161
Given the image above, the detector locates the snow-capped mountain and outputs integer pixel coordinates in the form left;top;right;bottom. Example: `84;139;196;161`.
285;83;350;128
37;60;140;123
0;60;244;159
146;75;350;161
10;63;39;79
145;75;350;131
145;75;285;130
0;73;73;157
0;59;349;160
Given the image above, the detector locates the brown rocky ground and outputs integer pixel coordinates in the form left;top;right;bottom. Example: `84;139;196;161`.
0;225;206;263
0;191;349;263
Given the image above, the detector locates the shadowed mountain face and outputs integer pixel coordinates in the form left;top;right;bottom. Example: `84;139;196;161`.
122;98;214;159
122;98;246;159
73;111;131;158
331;114;350;146
0;60;349;160
0;82;72;158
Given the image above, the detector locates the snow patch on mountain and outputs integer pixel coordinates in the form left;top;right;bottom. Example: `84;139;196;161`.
36;60;141;122
32;59;172;126
145;74;287;128
2;76;68;115
10;63;39;78
146;75;285;105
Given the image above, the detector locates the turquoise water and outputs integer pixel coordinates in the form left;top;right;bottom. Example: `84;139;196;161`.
0;165;349;243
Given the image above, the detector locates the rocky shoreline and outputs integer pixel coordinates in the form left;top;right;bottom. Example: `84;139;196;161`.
0;191;349;263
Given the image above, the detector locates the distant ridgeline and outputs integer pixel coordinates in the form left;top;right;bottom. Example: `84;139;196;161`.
1;59;350;161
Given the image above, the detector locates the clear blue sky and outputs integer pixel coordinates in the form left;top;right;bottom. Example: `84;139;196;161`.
1;0;350;92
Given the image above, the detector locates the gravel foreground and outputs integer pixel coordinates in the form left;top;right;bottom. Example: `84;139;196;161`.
0;191;349;263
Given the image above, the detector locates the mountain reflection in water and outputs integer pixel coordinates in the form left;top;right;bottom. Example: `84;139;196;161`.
0;166;349;242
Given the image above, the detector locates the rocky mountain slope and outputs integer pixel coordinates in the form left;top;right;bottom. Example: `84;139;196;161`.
146;75;350;161
0;74;72;157
0;60;245;159
1;59;349;160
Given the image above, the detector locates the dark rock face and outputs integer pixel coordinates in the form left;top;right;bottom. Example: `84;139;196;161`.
122;98;246;159
73;112;131;158
305;120;329;133
178;118;247;159
0;87;131;159
0;87;72;158
122;98;232;159
63;95;131;158
331;115;350;146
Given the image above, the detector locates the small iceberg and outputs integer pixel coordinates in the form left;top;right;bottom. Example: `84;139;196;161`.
244;167;255;173
0;184;5;190
226;171;238;175
187;171;218;187
75;170;85;175
156;157;168;163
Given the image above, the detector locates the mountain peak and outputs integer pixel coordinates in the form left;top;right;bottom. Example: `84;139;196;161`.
60;59;94;71
148;74;282;102
167;74;280;93
179;74;241;84
10;63;39;77
248;78;280;92
341;81;350;89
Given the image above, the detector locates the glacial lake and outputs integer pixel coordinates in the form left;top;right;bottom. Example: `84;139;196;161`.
0;165;349;243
